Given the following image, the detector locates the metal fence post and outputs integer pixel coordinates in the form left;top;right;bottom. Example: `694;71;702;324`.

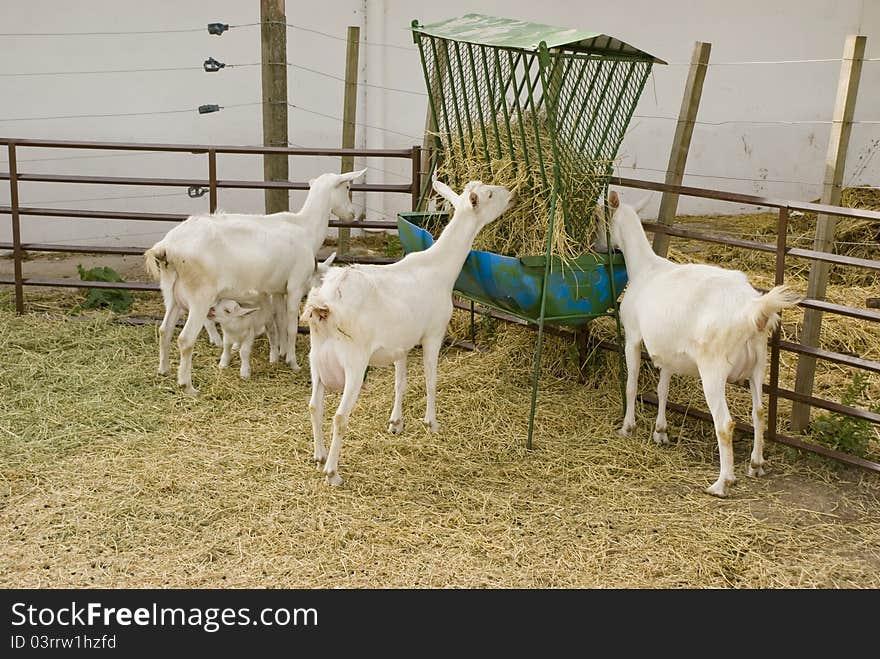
7;142;24;314
410;145;421;211
208;149;218;213
767;206;790;441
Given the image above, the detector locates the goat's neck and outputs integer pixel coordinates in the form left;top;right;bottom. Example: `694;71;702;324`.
292;186;334;252
617;213;665;281
425;210;481;283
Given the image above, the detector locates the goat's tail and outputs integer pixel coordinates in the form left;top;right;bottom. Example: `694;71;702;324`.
750;285;803;333
143;245;167;282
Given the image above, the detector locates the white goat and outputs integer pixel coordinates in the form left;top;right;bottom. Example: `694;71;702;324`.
301;179;513;486
209;295;276;379
209;252;337;378
144;169;365;395
599;190;802;497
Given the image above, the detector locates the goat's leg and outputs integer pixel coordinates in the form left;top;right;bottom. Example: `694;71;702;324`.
653;368;672;445
158;301;182;375
267;312;280;364
203;319;222;347
387;357;407;434
273;294;287;361
747;351;767;477
699;366;736;498
239;330;255;379
309;354;327;466
176;301;210;396
218;331;232;369
323;361;367;486
285;288;304;372
422;335;442;433
619;334;642;437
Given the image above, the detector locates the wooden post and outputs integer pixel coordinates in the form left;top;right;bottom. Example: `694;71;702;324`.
337;25;360;255
652;41;712;257
260;0;289;214
790;35;866;432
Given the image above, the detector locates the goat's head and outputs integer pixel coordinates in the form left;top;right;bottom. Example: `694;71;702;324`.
593;190;652;251
308;168;367;221
207;299;259;322
432;177;513;229
308;251;337;289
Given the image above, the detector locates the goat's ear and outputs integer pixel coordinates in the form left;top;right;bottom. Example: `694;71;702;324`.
323;252;337;267
469;191;479;208
236;306;259;317
608;190;619;209
339;168;367;183
432;178;458;206
633;193;652;215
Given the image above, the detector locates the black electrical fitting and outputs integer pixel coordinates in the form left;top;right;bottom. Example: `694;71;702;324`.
207;23;229;35
203;57;226;73
187;186;208;198
198;104;221;114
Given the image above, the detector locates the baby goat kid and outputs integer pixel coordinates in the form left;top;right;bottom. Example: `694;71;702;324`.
301;179;512;486
208;253;337;379
208;296;275;379
603;191;802;498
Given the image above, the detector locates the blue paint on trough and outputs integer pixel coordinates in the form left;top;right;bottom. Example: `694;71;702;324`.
398;212;628;326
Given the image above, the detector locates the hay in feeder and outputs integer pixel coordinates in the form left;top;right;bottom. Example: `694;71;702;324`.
431;111;614;261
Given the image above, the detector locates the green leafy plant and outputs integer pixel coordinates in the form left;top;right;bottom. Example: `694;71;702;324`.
76;264;133;313
810;372;879;458
382;234;404;259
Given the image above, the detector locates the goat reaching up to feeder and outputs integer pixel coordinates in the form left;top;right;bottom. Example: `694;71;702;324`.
599;190;802;498
301;178;513;486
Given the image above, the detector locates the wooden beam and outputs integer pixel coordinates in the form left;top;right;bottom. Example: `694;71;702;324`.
338;25;361;255
790;34;866;432
260;0;289;214
652;41;711;257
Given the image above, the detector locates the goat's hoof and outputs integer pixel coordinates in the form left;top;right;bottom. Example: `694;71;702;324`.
288;361;302;372
269;355;279;364
324;471;344;487
422;419;440;434
218;362;229;370
314;455;327;468
158;367;169;376
705;481;729;498
748;461;766;478
618;424;634;438
706;477;735;498
388;419;404;434
239;371;251;380
652;430;670;445
181;385;199;397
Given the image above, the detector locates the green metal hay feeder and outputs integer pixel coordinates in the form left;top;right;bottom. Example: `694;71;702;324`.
407;14;664;446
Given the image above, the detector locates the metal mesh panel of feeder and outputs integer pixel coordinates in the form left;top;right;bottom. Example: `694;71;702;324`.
414;24;653;249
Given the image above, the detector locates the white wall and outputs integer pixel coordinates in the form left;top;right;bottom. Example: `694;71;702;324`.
1;0;878;249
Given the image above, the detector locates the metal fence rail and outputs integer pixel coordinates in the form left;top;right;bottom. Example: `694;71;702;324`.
1;138;878;471
0;138;412;309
